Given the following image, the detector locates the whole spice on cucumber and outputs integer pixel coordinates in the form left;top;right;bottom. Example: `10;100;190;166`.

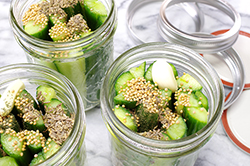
0;80;74;166
113;60;209;140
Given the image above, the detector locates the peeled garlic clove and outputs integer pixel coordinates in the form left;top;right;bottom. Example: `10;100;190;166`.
152;60;177;91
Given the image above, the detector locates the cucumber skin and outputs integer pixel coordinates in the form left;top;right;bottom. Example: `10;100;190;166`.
30;152;45;166
177;73;203;91
184;107;208;136
195;90;209;110
144;61;155;82
24;20;50;40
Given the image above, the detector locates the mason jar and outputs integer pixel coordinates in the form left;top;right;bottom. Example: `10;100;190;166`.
0;63;86;165
9;0;117;111
100;42;225;166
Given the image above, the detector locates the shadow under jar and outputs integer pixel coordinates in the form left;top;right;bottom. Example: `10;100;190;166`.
9;0;117;111
0;63;86;165
101;42;224;166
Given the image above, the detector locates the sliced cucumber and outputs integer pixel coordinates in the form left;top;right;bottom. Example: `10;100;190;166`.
129;61;146;78
165;116;187;140
30;151;45;166
114;92;137;109
48;7;68;26
24;16;50;40
144;61;155;82
25;130;46;154
42;138;60;159
23;109;47;135
53;52;86;106
0;156;19;166
177;73;202;91
161;132;171;141
84;0;108;30
44;98;70;116
159;89;173;109
183;106;208;136
1;129;32;166
135;104;159;132
195;90;209;110
14;89;38;114
49;22;71;42
114;71;135;95
36;85;56;106
113;105;137;132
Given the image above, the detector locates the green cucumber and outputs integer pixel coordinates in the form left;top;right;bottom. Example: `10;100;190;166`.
24;17;50;40
144;61;155;82
0;156;19;166
48;7;68;26
25;130;46;154
195;90;209;110
42;138;60;159
48;22;71;42
1;129;32;166
14;89;38;114
53;52;86;107
30;151;45;166
114;71;135;95
175;92;200;115
135;104;159;132
177;73;202;91
113;105;137;132
36;85;56;106
165;116;187;140
159;89;173;110
129;61;146;78
44;98;70;116
23;109;47;135
114;92;137;109
0;113;21;132
83;0;108;30
183;107;208;136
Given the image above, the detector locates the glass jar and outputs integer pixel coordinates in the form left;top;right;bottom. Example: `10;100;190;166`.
100;42;224;166
9;0;117;111
0;63;86;166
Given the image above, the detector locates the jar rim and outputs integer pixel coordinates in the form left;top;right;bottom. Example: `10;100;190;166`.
101;42;224;155
158;0;241;53
0;63;86;165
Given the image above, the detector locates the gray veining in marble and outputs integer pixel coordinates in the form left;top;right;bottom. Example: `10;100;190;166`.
0;0;250;165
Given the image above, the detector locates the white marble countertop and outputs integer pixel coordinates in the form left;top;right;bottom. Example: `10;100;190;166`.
1;0;250;165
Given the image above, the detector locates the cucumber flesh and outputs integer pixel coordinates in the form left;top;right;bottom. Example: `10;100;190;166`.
24;17;50;40
84;0;108;30
25;130;46;154
129;61;146;78
44;98;70;116
175;92;200;115
159;89;173;110
166;116;187;140
0;156;19;166
0;113;21;132
184;107;208;136
114;71;135;95
113;105;137;132
49;22;71;42
48;7;68;26
169;63;178;79
177;73;202;91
